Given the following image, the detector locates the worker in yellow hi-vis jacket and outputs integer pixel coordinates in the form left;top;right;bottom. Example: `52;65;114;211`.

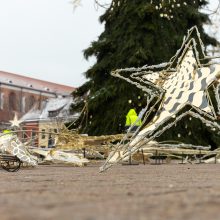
125;109;142;132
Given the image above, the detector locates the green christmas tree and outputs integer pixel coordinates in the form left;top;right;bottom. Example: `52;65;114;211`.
72;0;218;136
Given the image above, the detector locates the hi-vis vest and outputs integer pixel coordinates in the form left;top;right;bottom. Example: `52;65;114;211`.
125;109;142;126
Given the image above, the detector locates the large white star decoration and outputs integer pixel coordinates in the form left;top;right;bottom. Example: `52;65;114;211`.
100;26;220;172
9;113;23;128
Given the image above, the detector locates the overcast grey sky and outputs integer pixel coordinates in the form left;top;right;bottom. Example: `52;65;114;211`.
0;0;218;87
0;0;107;87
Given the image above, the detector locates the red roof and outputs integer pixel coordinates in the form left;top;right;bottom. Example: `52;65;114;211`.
0;71;75;94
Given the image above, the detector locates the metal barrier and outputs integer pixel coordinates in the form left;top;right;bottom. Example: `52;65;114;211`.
0;154;21;172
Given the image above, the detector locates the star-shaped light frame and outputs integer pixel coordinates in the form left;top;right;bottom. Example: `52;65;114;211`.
100;26;220;172
9;113;22;128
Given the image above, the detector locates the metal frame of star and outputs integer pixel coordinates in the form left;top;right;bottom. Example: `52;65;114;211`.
100;26;220;172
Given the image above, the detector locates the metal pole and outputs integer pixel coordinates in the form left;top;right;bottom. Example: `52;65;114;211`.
83;148;86;158
129;153;132;165
142;149;145;165
199;149;201;164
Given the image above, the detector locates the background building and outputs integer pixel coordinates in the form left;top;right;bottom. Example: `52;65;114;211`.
21;96;77;148
0;71;74;129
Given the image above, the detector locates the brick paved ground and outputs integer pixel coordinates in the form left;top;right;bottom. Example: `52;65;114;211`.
0;162;220;220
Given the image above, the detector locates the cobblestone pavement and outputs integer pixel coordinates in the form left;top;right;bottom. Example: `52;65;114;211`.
0;162;220;220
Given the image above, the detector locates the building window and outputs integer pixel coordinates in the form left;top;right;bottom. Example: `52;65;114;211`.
0;93;4;109
26;95;35;111
41;129;46;139
22;131;28;141
9;92;17;111
48;133;55;148
32;130;36;138
22;97;26;113
31;130;37;147
48;110;59;117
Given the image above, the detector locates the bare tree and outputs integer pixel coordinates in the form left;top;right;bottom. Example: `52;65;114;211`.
201;1;220;57
71;0;111;10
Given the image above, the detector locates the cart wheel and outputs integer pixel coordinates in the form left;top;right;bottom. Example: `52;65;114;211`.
1;158;21;172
